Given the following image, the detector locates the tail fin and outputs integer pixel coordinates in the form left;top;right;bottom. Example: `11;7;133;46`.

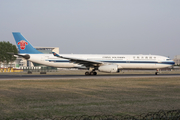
12;32;42;54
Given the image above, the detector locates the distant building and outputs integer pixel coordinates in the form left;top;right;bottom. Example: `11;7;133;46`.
173;55;180;65
35;47;59;54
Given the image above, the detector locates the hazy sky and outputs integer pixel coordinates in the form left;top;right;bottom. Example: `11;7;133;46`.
0;0;180;58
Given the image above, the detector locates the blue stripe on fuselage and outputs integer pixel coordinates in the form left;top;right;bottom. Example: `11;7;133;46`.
46;60;175;65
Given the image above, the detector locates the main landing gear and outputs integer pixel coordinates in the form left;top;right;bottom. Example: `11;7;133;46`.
85;71;97;75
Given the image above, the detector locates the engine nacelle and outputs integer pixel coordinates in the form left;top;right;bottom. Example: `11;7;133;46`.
98;65;119;73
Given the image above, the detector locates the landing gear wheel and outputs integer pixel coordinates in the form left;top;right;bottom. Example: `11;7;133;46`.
90;72;94;75
155;72;159;75
93;72;97;75
85;71;97;75
85;72;90;75
90;72;97;75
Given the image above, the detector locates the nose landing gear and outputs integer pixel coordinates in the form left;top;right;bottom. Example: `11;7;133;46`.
155;69;159;75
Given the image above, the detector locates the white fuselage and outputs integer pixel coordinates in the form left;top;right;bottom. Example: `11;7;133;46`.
25;54;174;70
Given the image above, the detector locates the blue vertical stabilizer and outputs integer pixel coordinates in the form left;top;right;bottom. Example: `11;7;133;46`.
12;32;42;54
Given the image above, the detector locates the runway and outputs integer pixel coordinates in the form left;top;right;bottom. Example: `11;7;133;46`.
1;74;180;80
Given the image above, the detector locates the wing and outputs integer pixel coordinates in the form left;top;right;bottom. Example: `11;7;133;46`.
52;52;102;67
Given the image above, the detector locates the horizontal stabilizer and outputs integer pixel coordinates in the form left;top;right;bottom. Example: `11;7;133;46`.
7;52;30;59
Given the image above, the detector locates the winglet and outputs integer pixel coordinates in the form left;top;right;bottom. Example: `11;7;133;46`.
52;52;60;57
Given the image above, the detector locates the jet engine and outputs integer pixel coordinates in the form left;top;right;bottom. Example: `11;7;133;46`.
98;65;119;73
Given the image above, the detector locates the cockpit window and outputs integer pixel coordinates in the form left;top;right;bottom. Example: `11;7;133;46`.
166;59;171;61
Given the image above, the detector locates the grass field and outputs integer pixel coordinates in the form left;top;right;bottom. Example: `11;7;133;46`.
0;77;180;119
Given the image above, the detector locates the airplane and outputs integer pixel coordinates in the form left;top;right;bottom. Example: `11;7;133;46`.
12;32;175;75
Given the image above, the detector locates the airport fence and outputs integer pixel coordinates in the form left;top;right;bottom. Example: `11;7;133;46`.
22;66;58;73
7;109;180;120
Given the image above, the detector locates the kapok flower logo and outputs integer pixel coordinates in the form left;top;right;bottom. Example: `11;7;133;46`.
18;40;28;50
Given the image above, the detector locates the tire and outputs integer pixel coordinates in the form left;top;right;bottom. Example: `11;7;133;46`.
90;72;94;75
85;72;90;75
93;72;97;75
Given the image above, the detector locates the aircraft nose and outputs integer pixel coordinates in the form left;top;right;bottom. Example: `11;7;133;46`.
172;61;175;65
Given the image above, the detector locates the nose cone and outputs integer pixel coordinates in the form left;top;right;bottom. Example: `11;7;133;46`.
172;60;175;65
169;60;175;66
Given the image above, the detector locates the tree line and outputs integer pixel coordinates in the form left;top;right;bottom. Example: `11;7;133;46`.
0;41;18;67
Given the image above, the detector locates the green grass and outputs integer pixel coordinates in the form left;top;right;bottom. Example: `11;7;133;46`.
0;77;180;119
